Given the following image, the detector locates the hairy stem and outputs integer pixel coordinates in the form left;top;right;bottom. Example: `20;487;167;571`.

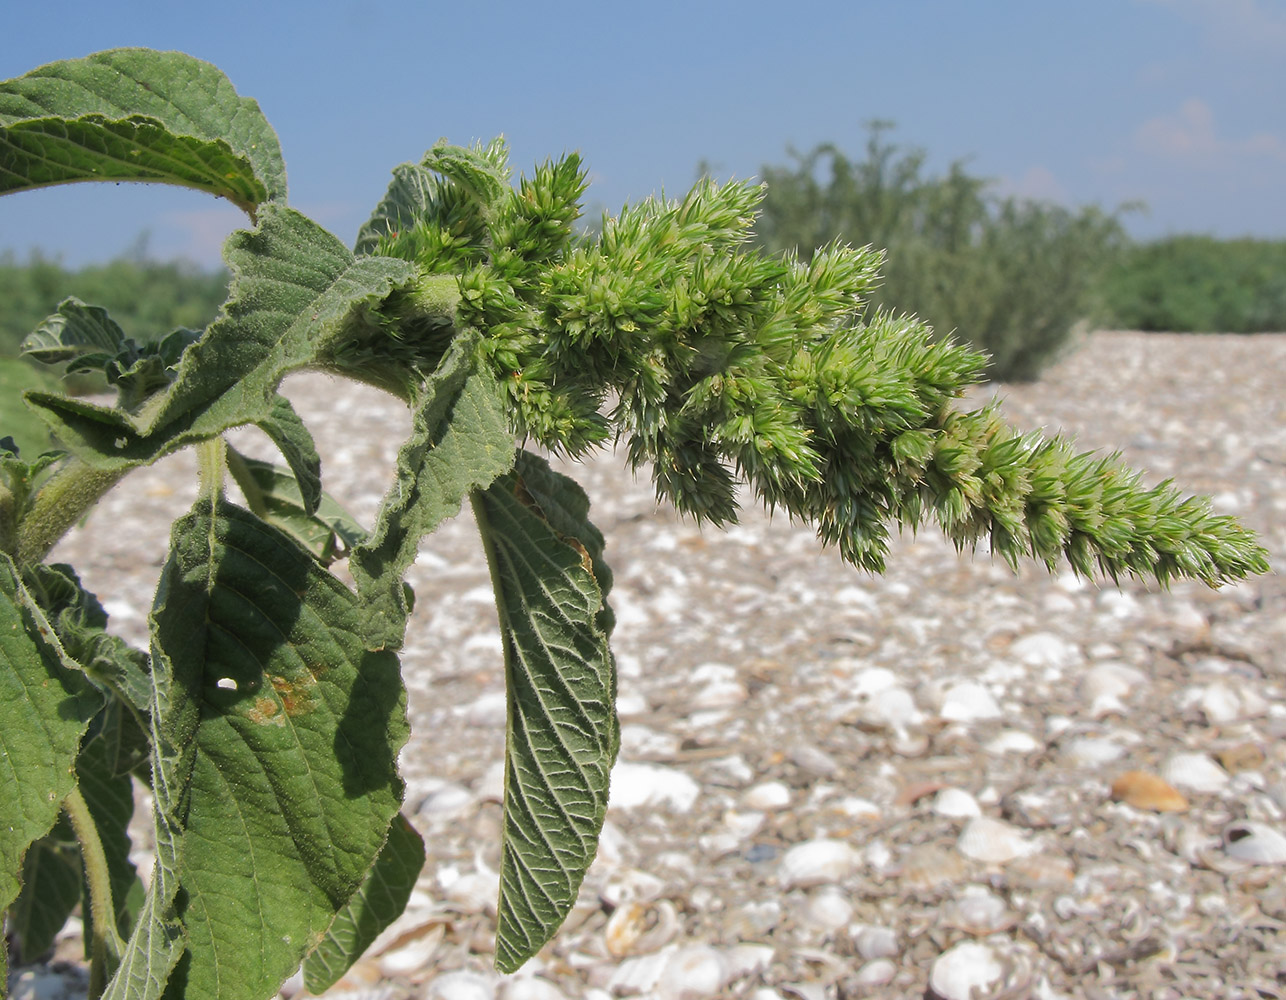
64;786;124;1000
15;459;125;567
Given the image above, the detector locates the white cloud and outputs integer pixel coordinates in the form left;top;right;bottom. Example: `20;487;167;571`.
1134;98;1286;164
993;166;1069;203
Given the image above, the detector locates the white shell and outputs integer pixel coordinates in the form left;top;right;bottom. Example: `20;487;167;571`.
854;924;899;960
1222;821;1286;864
656;944;731;999
1010;632;1080;669
779;838;861;888
957;817;1036;863
609;762;701;813
938;681;1002;723
1078;662;1144;717
600;867;666;907
424;971;496;1000
1161;752;1230;793
854;958;897;985
799;886;853;931
944;884;1013;935
377;922;445;976
929;941;1005;1000
742;781;792;811
933;787;982;819
984;730;1041;755
1061;736;1125;766
501;978;571;1000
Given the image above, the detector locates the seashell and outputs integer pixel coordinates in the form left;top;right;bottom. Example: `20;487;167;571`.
690;678;749;709
607;947;672;996
1110;771;1189;812
606;898;679;957
445;867;500;915
722;944;775;981
854;924;899;960
1222;821;1286;864
779;838;861;888
615;691;651;718
424;970;496;1000
799;886;853;931
957;816;1036;864
501;978;570;1000
898;844;968;891
377;922;445;976
937;681;1002;723
1078;661;1145;717
608;762;701;812
463;690;508;727
789;743;841;777
417;782;474;818
742;780;792;811
779;985;827;1000
1217;742;1265;773
833;796;882;820
854;958;897;986
656;944;730;999
1062;736;1125;766
929;941;1004;1000
600;867;666;907
1001;787;1073;829
1007;852;1075;886
1161;752;1229;794
1010;632;1080;669
983;730;1041;755
933;787;982;819
943;884;1014;935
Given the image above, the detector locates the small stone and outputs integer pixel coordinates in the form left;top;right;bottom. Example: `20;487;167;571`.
1110;770;1189;812
929;941;1005;1000
1217;742;1265;773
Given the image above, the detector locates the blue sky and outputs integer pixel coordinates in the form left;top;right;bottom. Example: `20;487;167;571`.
2;0;1284;268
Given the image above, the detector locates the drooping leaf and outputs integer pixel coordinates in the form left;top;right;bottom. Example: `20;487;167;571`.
0;48;286;210
225;449;366;563
0;553;102;945
254;394;322;515
24;205;417;470
301;812;426;994
10;816;81;963
351;331;514;649
472;452;617;973
20;296;128;364
143;498;408;1000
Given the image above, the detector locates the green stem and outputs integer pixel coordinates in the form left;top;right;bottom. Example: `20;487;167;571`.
14;458;125;567
64;785;124;1000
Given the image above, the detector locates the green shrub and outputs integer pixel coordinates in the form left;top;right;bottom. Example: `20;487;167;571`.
1101;235;1286;333
752;125;1127;381
0;251;228;355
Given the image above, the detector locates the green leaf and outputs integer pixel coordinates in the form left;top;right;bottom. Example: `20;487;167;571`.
351;331;514;649
254;394;322;516
25;205;417;471
225;449;366;564
471;452;617;974
11;816;81;963
355;160;439;255
20;296;128;364
0;48;286;211
77;726;145;947
302;812;426;994
145;498;408;1000
0;552;102;940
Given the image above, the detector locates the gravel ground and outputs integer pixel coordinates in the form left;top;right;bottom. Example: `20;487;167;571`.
18;330;1286;1000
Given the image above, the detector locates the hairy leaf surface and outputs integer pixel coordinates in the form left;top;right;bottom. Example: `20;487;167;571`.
351;332;514;649
146;498;408;1000
302;812;426;994
25;206;416;470
473;453;617;973
0;48;285;210
11;818;81;963
0;554;102;953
